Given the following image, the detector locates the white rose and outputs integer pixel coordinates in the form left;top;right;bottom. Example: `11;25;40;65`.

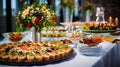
21;15;25;19
18;11;21;15
47;14;51;18
27;7;31;10
36;8;39;11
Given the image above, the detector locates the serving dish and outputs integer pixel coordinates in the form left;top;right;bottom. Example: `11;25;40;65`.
0;50;75;66
0;41;74;66
82;30;116;33
79;45;102;56
2;32;28;42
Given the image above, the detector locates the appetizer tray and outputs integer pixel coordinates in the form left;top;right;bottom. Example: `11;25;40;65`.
0;41;75;66
0;49;75;66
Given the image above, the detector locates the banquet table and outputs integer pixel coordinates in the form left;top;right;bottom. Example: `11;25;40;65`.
116;41;120;67
0;32;119;67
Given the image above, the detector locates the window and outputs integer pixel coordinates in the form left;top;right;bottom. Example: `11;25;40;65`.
3;0;6;16
39;0;47;4
11;0;17;16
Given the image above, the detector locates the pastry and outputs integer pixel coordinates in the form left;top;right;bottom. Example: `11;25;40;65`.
35;54;42;61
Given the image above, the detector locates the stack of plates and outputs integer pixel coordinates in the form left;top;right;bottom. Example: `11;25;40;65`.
79;45;102;56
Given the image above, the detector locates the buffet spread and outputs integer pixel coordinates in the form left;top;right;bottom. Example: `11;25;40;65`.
1;16;120;66
0;23;120;66
0;0;120;66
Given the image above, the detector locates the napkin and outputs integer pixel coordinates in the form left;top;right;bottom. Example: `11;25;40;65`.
102;36;120;43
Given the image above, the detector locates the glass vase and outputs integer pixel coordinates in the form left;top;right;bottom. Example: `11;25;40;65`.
63;7;73;22
31;27;41;43
85;10;91;22
63;7;73;32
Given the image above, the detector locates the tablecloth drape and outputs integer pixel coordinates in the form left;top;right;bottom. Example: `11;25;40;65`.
0;32;119;67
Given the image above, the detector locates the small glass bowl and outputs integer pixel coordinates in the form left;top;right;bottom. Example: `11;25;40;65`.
8;32;23;42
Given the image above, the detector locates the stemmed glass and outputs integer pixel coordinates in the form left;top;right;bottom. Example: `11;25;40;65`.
69;26;83;49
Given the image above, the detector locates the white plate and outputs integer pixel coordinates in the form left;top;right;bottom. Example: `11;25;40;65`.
79;45;102;49
79;45;102;56
80;51;102;56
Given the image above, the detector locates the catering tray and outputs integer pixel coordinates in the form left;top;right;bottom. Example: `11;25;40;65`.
0;49;76;66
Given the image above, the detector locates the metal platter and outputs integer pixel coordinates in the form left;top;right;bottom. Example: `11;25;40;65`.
82;30;116;33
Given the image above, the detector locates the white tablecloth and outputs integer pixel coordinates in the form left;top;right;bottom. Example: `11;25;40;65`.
116;41;120;67
0;32;118;67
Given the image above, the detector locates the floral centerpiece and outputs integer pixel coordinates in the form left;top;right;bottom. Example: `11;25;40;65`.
81;0;95;21
61;0;74;11
16;3;56;32
81;0;95;14
61;0;75;22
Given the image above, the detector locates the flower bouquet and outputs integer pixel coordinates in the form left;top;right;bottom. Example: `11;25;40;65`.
61;0;75;22
16;3;56;32
81;0;95;14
